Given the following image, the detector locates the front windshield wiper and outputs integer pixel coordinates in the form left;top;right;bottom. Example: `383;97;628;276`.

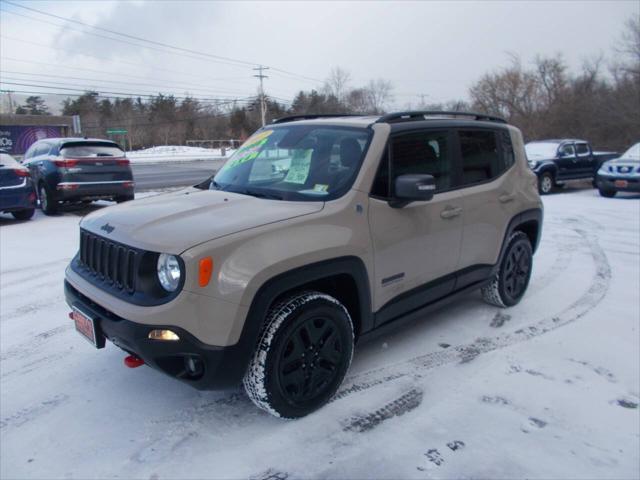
235;188;284;200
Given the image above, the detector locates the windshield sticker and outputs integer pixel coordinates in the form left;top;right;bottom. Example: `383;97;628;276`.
313;184;329;192
284;149;312;184
221;130;274;171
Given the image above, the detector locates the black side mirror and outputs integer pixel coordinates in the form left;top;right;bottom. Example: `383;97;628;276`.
389;174;435;208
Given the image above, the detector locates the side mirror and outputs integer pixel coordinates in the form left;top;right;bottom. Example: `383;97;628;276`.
389;174;435;208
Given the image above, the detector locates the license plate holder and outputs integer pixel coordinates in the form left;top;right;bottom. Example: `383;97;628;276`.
615;179;628;188
72;305;105;349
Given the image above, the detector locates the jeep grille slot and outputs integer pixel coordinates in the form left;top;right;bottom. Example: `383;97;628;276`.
79;230;137;293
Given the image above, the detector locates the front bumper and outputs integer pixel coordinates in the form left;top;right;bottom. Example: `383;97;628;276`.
596;174;640;192
64;280;252;390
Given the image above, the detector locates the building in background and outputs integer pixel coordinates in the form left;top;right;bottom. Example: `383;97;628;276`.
0;114;78;157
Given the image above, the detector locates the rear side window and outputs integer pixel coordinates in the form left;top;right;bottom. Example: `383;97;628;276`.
575;143;590;156
61;144;124;158
34;144;50;157
459;130;500;185
501;131;515;170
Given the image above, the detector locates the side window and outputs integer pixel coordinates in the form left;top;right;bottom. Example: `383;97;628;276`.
24;145;36;160
559;144;575;157
500;130;515;170
459;130;500;185
390;130;452;194
575;143;590;156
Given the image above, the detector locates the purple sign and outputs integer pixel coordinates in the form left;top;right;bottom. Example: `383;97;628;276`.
0;126;64;155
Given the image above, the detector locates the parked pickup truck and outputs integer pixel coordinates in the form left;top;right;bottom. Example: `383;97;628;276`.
525;139;618;194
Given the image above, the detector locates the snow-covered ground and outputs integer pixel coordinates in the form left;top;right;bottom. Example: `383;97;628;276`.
127;146;235;164
1;187;639;479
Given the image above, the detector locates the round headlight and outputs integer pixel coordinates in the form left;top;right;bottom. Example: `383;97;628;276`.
157;253;181;292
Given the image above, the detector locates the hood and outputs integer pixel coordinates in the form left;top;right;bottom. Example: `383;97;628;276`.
81;188;324;254
606;157;640;165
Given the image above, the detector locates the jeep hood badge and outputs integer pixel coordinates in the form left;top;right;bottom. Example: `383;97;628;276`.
100;223;115;234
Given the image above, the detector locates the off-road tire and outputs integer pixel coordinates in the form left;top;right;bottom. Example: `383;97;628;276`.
243;291;354;418
116;195;135;203
481;231;533;308
38;183;57;215
538;172;554;195
11;208;35;220
598;187;616;198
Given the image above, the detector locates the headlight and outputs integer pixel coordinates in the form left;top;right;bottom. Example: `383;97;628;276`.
157;253;181;292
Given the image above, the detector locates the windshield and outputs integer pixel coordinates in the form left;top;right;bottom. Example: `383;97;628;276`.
525;142;559;159
620;143;640;162
61;144;124;158
210;125;371;201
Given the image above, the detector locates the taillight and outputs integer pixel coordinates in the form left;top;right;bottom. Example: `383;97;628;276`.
123;181;135;189
116;159;130;166
54;159;79;168
14;169;30;177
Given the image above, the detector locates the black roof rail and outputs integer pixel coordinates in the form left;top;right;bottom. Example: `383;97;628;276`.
272;113;365;124
375;110;507;124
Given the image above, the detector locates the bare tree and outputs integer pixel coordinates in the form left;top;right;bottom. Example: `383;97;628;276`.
364;79;393;114
323;67;352;104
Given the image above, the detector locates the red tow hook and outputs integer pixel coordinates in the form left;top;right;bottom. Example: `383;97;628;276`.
124;355;145;368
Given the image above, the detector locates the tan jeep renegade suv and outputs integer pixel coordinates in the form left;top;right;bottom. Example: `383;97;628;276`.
65;111;543;418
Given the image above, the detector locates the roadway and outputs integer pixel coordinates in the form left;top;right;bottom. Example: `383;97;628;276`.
131;160;224;191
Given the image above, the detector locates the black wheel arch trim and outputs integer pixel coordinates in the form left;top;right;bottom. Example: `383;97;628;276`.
494;208;543;275
534;162;557;178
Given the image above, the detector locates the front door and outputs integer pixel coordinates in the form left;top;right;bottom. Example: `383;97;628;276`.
368;129;463;323
556;142;577;179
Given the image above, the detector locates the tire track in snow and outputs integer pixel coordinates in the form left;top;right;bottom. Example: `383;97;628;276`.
141;216;610;428
334;218;611;403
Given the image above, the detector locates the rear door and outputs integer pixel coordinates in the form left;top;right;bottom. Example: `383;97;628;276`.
58;142;131;183
455;128;520;284
368;129;463;322
574;142;594;177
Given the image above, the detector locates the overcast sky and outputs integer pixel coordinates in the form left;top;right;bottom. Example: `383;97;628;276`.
0;0;638;112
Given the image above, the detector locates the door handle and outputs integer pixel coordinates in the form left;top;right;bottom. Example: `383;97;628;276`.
499;193;516;203
440;206;462;219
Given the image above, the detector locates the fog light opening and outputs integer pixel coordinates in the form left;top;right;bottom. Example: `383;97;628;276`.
184;355;204;379
148;329;180;341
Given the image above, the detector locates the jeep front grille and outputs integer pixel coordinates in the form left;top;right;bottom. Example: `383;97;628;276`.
79;230;137;293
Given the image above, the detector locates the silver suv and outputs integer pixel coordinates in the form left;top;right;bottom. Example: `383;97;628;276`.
64;111;543;418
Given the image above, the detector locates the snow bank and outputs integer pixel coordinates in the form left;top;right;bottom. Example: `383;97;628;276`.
127;146;235;164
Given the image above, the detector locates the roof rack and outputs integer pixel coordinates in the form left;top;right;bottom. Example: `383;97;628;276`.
272;113;365;124
375;110;507;124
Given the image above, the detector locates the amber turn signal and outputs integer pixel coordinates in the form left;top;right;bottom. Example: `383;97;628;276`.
198;256;213;287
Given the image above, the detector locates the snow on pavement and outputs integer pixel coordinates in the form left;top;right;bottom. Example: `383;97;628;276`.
0;188;638;479
127;146;234;164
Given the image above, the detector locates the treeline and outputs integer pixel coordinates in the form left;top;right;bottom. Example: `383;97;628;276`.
56;69;394;150
16;17;640;152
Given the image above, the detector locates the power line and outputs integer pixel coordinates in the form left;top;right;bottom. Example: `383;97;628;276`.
0;8;258;70
0;81;257;104
2;1;324;83
1;72;257;97
0;35;256;89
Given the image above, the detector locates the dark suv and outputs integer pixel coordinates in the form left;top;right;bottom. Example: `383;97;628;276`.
23;138;134;214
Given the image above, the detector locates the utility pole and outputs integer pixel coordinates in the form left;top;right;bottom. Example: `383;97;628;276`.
418;93;430;108
253;65;269;126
